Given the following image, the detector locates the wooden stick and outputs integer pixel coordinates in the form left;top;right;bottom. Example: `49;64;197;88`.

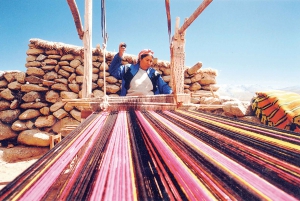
178;0;213;34
66;0;84;39
0;182;11;185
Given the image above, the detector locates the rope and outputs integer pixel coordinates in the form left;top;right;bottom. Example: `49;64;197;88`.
100;44;109;111
101;0;107;44
100;0;109;110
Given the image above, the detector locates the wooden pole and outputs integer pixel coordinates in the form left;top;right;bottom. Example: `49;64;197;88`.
82;0;93;99
178;0;213;34
66;0;84;39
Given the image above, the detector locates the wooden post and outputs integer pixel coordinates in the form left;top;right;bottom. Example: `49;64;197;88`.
171;17;186;96
171;17;190;105
82;0;93;98
50;134;61;149
170;0;213;105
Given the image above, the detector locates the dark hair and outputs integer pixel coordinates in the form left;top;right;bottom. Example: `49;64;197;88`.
140;54;153;60
137;54;154;63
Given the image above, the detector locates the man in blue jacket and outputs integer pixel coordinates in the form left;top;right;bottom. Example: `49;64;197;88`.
109;43;172;96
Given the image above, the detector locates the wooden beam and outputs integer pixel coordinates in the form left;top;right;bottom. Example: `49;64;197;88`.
66;0;84;39
178;0;213;34
82;0;93;98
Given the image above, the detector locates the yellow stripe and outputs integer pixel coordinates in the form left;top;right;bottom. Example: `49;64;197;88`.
187;110;300;140
176;110;300;182
178;110;300;153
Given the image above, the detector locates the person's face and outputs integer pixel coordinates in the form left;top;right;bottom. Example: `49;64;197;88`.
139;55;153;70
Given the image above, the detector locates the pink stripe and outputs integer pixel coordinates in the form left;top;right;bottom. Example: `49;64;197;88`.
19;113;108;200
142;126;182;200
136;111;214;200
160;111;297;201
165;111;300;180
59;113;109;199
91;117;118;200
90;111;133;201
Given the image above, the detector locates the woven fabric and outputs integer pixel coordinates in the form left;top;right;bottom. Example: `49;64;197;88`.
252;90;300;132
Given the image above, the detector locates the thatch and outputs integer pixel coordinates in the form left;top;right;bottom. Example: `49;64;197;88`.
29;38;170;67
29;38;149;66
29;38;135;59
199;68;218;76
28;38;217;72
30;38;88;55
0;70;22;78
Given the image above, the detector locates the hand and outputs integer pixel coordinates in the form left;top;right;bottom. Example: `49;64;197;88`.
118;42;126;57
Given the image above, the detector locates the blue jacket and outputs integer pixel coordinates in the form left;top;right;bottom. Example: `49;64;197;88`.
109;54;173;96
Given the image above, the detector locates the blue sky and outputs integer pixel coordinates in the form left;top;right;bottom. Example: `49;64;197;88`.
0;0;299;88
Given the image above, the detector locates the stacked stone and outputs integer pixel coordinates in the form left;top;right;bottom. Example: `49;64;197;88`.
0;39;220;147
182;62;219;101
0;71;26;144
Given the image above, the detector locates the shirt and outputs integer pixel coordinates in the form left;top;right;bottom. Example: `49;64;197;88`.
126;68;154;96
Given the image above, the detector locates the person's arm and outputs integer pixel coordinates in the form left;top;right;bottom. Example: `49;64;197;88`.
157;74;173;94
109;53;123;80
109;43;127;80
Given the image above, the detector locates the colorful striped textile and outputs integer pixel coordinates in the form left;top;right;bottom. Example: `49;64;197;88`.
0;110;299;200
252;90;300;132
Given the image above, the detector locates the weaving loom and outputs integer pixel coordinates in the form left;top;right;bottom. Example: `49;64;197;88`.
1;0;300;200
252;90;300;132
1;108;300;200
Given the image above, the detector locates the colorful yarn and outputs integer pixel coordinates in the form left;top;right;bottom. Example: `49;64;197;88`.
90;111;135;201
0;110;299;200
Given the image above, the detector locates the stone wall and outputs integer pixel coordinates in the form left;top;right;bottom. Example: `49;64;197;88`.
0;38;219;147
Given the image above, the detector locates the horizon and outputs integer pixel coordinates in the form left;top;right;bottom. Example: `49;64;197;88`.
1;0;299;88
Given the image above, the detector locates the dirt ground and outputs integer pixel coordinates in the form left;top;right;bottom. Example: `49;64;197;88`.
0;158;38;190
0;146;46;191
